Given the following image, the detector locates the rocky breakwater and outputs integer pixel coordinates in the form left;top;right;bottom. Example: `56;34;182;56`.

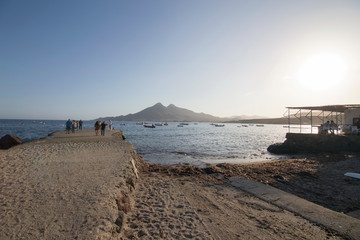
0;134;23;149
0;129;144;240
268;133;360;154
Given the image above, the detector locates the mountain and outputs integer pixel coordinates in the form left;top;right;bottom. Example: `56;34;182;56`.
229;115;267;120
97;103;225;122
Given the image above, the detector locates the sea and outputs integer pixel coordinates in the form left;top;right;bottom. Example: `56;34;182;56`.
0;119;311;166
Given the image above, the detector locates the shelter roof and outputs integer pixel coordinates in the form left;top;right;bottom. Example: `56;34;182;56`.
286;104;360;113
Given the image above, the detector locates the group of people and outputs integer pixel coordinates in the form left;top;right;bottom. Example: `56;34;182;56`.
319;120;338;135
94;120;113;136
65;119;83;134
65;119;113;136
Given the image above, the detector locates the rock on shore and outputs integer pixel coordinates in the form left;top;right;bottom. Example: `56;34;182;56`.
0;134;23;149
268;133;360;154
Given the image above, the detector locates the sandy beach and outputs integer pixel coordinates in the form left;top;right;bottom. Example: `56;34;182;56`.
1;130;360;239
122;155;360;240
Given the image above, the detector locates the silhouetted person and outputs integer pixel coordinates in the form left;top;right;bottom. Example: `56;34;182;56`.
94;121;101;136
101;121;107;136
109;120;113;131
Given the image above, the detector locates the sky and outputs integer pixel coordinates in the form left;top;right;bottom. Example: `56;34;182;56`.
1;0;359;120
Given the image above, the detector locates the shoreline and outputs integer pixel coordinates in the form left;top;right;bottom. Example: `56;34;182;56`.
143;154;360;214
1;130;359;239
124;155;360;240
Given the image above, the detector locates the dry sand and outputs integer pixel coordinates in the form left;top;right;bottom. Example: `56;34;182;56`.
1;129;359;240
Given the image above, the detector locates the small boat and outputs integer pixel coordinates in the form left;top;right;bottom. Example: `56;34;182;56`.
155;123;163;126
256;125;264;127
345;172;360;179
179;123;189;125
242;125;248;127
164;122;168;126
214;124;225;127
136;122;145;125
177;124;184;127
144;124;155;128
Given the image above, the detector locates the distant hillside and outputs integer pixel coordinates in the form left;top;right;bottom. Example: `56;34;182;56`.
226;116;325;125
229;115;267;120
97;103;225;122
226;118;288;124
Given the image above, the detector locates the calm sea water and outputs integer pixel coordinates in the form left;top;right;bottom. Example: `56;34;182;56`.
0;119;311;166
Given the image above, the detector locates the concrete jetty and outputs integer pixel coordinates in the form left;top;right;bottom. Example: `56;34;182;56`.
0;130;141;240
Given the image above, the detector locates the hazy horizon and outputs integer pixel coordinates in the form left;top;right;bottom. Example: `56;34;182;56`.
1;0;359;120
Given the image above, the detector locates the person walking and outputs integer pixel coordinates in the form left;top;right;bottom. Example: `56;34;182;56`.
101;121;107;136
109;120;113;131
65;119;72;134
79;120;83;130
94;121;101;136
71;120;76;133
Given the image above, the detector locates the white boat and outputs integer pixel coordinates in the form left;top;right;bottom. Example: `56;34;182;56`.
344;172;360;179
214;124;225;127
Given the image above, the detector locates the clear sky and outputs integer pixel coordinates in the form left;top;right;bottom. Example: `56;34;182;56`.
1;0;359;120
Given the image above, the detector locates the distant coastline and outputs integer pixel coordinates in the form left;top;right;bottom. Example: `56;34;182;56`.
225;118;289;125
95;102;269;123
225;117;325;125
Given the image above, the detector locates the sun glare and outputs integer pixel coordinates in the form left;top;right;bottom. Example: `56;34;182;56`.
296;53;347;91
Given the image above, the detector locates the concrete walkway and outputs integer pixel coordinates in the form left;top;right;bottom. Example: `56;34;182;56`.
0;130;140;240
230;177;360;240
